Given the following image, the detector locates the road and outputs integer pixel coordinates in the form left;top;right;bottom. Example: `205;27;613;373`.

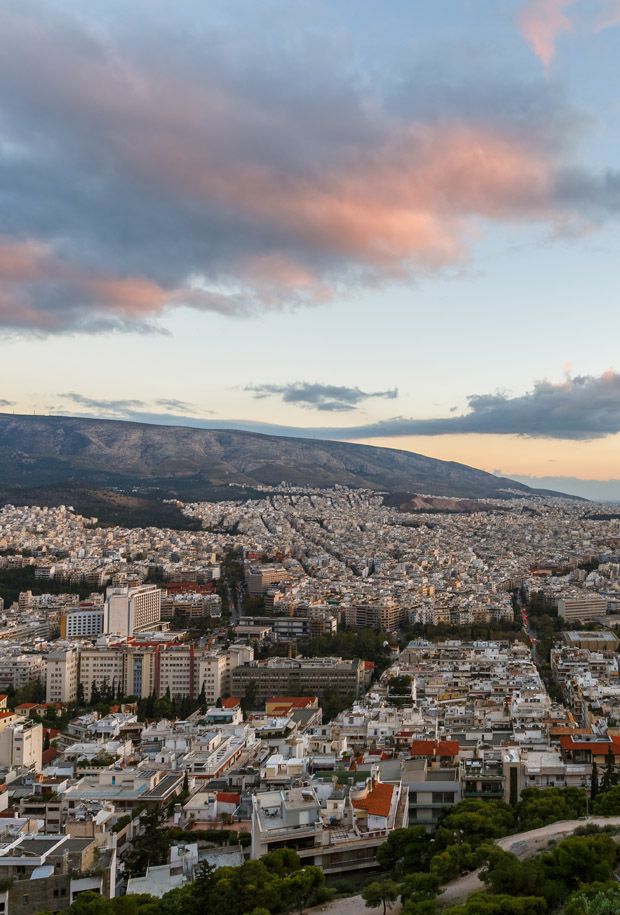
308;817;620;915
440;816;620;905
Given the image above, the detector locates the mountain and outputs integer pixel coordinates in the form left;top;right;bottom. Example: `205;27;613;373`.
0;413;569;504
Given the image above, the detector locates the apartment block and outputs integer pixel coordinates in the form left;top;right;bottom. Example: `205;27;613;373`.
232;657;365;702
557;595;607;622
104;584;162;636
46;646;80;703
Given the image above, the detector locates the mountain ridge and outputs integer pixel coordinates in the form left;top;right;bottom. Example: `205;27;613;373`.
0;413;573;501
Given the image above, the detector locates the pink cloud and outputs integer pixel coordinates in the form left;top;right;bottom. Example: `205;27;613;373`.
517;0;575;68
0;4;608;331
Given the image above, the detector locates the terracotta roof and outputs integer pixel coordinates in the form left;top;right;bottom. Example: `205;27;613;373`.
217;792;240;804
267;697;317;708
364;662;375;670
559;735;620;753
0;712;15;720
15;703;37;710
352;782;395;819
41;748;59;765
221;698;241;709
550;726;592;736
410;739;459;757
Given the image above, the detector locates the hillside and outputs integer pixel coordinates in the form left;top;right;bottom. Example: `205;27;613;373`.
0;413;568;505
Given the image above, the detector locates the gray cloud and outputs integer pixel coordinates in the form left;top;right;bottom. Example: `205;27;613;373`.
311;370;620;441
245;382;398;412
154;398;200;414
54;370;620;441
0;400;14;407
152;369;620;442
60;393;146;412
0;2;619;331
57;393;215;424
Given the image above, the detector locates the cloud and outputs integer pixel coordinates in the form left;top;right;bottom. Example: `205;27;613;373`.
57;393;215;424
60;393;147;412
0;2;618;332
197;369;620;441
45;370;620;443
517;0;575;68
154;398;199;414
245;382;398;412
0;400;14;408
594;0;620;31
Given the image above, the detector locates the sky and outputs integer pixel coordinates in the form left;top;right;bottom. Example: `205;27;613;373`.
1;0;620;500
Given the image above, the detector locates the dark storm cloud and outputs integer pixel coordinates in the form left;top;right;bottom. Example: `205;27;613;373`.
245;382;398;412
0;2;619;332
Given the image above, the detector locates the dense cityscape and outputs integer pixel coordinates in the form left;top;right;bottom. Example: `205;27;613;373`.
0;489;618;912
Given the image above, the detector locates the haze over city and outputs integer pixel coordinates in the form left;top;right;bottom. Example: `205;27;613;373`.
2;0;620;498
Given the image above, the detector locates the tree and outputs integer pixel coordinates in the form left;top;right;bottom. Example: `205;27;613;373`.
283;865;325;915
592;785;620;815
43;730;50;751
182;772;189;793
90;680;101;705
243;679;259;712
362;880;399;915
565;887;620;915
376;826;430;877
122;808;171;877
601;748;616;792
76;682;85;706
591;760;599;801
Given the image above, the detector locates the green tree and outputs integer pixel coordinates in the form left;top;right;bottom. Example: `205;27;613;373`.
376;826;431;877
76;681;85;706
243;679;259;712
591;760;600;801
601;748;616;792
565;887;620;915
362;879;400;915
516;787;586;830
122;808;171;877
593;785;620;815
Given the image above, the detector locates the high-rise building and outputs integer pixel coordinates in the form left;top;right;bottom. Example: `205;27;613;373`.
104;584;162;636
46;646;80;703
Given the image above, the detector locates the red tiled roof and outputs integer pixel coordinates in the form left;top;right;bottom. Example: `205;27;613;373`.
559;735;620;753
15;703;37;710
410;739;460;757
268;697;316;708
364;662;375;670
41;748;59;765
217;792;240;804
352;782;395;819
221;698;241;709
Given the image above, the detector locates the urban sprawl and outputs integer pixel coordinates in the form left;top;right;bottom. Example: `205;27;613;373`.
0;488;620;911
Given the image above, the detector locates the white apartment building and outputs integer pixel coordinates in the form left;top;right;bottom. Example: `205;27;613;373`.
0;654;45;691
46;646;80;703
0;720;42;769
78;642;254;702
62;607;105;639
104;585;162;636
